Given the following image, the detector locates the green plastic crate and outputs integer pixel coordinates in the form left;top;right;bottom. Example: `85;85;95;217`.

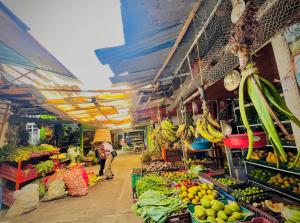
187;200;254;223
131;173;142;191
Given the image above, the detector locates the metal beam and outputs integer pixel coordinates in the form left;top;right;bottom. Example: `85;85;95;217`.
152;0;201;85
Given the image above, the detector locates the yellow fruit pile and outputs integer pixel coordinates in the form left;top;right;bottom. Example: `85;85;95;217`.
178;183;218;204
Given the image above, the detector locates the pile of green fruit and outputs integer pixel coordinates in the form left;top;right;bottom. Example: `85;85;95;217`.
231;186;268;203
34;160;55;176
192;200;246;223
0;145;32;162
248;169;273;182
178;183;218;204
161;171;197;182
216;177;236;186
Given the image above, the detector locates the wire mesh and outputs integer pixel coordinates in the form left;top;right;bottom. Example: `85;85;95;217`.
166;0;300;99
166;0;300;111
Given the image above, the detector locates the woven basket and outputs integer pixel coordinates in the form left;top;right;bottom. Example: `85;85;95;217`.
93;128;112;143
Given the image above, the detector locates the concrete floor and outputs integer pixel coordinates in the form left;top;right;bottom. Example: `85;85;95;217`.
1;152;143;223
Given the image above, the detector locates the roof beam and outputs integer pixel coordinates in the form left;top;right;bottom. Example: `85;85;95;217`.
152;0;201;85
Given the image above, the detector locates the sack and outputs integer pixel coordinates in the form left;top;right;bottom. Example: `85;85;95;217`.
111;150;117;157
6;184;39;217
41;179;67;201
64;166;88;196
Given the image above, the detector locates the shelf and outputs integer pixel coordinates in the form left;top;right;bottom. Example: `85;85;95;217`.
249;179;300;202
266;144;296;148
237;120;291;128
188;149;211;153
245;160;300;176
234;103;253;110
234;94;284;111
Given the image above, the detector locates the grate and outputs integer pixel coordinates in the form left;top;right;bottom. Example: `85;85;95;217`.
167;0;300;105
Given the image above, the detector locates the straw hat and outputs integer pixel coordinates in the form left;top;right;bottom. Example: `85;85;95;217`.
93;128;112;144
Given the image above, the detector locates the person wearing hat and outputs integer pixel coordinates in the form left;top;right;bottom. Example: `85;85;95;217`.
94;141;106;176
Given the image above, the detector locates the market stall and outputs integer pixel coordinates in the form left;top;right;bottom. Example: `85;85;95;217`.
126;0;300;223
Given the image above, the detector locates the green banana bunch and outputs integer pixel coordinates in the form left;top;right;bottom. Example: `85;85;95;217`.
239;63;300;167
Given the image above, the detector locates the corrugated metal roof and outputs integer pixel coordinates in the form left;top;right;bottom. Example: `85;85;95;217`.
95;0;195;85
0;2;76;78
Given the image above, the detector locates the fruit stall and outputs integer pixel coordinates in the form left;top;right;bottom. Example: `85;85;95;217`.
128;0;300;222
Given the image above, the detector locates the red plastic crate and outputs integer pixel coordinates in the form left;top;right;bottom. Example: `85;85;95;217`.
0;163;38;183
2;187;15;207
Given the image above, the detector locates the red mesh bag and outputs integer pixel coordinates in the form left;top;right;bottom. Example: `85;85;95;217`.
63;166;88;196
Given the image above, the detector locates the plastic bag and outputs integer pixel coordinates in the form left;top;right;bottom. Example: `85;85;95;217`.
41;179;67;201
6;184;39;217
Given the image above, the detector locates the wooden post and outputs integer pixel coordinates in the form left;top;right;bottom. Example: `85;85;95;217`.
271;34;300;147
80;124;84;155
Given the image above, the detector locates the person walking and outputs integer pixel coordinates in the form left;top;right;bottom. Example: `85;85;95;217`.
94;141;106;176
102;141;116;180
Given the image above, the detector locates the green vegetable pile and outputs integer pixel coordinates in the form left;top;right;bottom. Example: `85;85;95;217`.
282;205;300;223
34;160;55;176
132;190;186;223
248;169;273;182
216;177;236;186
136;174;175;197
0;144;59;162
34;144;58;152
0;144;31;162
231;186;268;203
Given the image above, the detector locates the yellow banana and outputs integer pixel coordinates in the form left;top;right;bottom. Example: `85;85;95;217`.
207;123;224;139
208;113;221;128
183;140;193;150
189;125;195;136
198;121;218;142
176;123;186;137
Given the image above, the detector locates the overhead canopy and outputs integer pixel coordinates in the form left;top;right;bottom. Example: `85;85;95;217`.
0;2;75;78
95;0;195;87
0;2;133;129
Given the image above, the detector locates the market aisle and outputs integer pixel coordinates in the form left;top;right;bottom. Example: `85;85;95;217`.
3;152;143;223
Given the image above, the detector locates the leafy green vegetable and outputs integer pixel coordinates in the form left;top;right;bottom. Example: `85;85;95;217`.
34;160;55;176
136;174;175;197
132;190;186;223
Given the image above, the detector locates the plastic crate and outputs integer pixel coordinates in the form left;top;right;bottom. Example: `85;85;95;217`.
0;163;38;183
217;188;237;201
162;148;183;162
243;217;273;223
2;187;14;207
238;200;279;223
229;184;270;203
187;200;254;223
210;174;245;192
167;210;191;223
131;173;142;191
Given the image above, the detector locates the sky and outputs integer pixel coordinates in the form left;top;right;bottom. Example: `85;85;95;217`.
3;0;124;90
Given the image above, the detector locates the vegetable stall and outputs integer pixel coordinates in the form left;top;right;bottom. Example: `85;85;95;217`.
127;0;300;223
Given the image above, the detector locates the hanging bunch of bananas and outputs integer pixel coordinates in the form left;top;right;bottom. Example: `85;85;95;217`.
195;111;224;143
176;123;195;139
239;63;300;168
149;120;178;149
